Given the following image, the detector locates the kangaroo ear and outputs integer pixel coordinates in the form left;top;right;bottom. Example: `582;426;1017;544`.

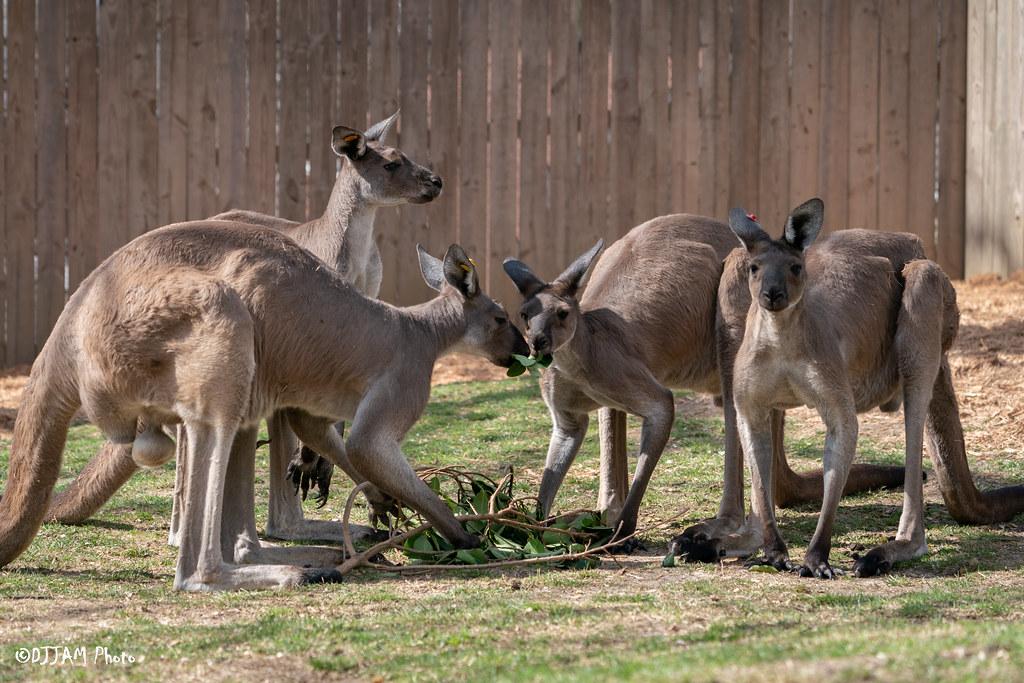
417;244;446;292
553;240;604;296
365;109;399;142
332;125;367;159
442;244;479;299
728;208;771;252
502;259;546;299
783;198;824;251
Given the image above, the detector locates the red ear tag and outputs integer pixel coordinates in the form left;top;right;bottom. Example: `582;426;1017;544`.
746;212;758;222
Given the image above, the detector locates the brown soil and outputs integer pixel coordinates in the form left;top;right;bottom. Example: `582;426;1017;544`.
1;274;1021;458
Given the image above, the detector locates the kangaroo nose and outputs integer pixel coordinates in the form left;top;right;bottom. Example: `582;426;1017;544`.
429;174;443;189
762;288;786;309
531;335;550;353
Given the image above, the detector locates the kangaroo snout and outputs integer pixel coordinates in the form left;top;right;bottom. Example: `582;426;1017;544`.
761;288;788;311
530;334;551;355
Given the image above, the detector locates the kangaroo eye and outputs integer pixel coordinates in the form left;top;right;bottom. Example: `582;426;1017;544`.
494;316;507;326
790;264;802;276
520;312;529;321
557;309;569;321
749;264;759;274
384;161;400;171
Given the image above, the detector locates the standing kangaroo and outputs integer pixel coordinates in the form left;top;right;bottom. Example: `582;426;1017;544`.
502;215;904;544
728;199;1023;577
0;222;527;591
46;112;443;544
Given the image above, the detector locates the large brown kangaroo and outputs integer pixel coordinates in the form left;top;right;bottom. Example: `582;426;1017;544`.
0;222;527;590
502;215;904;546
728;199;1023;577
47;112;443;545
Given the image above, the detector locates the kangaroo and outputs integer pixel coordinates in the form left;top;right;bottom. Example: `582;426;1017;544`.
0;221;527;591
46;112;444;545
727;199;1023;578
502;215;904;546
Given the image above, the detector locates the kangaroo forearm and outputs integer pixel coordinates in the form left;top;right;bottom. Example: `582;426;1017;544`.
46;441;138;524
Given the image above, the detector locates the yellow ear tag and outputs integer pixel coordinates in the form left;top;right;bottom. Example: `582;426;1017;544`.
458;263;472;273
469;258;478;267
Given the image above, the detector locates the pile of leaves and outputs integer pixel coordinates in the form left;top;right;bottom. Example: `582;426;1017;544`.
394;468;615;569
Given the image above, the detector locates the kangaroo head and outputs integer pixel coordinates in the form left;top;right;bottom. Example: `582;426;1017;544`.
728;198;824;313
502;240;604;355
418;244;529;367
332;110;443;207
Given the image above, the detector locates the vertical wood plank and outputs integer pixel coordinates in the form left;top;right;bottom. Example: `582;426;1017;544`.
368;0;399;300
397;0;430;303
1;1;7;362
819;0;851;231
549;0;580;271
279;0;310;222
711;0;732;219
671;0;700;213
308;0;339;216
637;0;670;220
789;0;821;210
518;0;549;275
216;0;247;213
128;1;158;238
487;0;521;304
458;0;488;275
610;0;640;235
937;0;968;277
697;0;728;218
1010;1;1024;274
186;0;218;219
337;0;368;130
877;0;910;232
907;0;938;255
577;0;610;260
158;0;189;224
247;0;278;216
848;0;880;229
98;0;131;260
963;0;985;276
758;0;788;227
979;0;998;274
6;0;38;363
36;0;69;337
425;0;460;258
729;0;761;216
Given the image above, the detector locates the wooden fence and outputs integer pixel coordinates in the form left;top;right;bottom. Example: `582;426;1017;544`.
0;0;968;366
965;0;1024;277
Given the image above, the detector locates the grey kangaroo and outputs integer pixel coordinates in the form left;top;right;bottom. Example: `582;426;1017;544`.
0;222;526;591
502;215;904;545
728;199;1023;578
46;112;443;545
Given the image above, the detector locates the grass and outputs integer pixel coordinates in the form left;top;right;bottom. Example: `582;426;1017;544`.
1;378;1022;682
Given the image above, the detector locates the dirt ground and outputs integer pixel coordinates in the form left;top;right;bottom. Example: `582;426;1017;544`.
1;273;1022;454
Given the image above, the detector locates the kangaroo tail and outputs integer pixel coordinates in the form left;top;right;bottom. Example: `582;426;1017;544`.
0;337;81;567
46;441;139;524
926;358;1024;524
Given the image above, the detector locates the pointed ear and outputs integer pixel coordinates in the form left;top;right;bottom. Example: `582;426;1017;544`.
553;240;603;296
502;259;546;299
364;109;400;142
417;244;446;292
332;125;367;159
728;208;771;252
442;244;480;299
783;198;824;251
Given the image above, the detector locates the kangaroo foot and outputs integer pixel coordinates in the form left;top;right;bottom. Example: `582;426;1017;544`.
286;446;335;508
798;551;839;579
852;537;928;578
174;562;344;592
669;531;724;563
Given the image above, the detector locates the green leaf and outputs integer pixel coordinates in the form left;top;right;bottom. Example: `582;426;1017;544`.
525;537;547;555
749;564;779;574
662;553;676;568
512;353;535;366
506;362;527;377
456;548;489;565
541;529;571;546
